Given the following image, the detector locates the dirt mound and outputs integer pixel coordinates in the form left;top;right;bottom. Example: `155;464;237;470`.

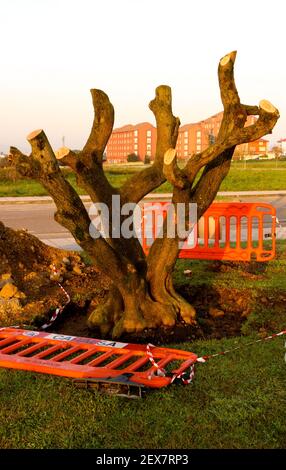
0;221;109;328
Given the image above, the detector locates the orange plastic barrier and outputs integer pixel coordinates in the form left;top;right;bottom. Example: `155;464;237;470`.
141;202;276;262
0;328;197;389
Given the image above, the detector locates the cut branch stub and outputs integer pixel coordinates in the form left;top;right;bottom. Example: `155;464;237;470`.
218;50;240;107
225;99;279;145
149;85;180;162
82;89;114;165
27;129;59;175
163;148;188;189
149;84;172;110
260;99;277;114
55;147;77;170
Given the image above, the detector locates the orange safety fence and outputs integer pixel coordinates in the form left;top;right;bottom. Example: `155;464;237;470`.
0;328;197;389
141;202;276;262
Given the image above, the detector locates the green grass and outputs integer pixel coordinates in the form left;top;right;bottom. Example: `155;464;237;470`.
0;164;285;197
0;240;285;449
231;159;286;169
218;168;286;191
173;242;286;291
0;336;285;449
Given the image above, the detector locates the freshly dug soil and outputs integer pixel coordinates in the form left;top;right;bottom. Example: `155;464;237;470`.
0;221;109;332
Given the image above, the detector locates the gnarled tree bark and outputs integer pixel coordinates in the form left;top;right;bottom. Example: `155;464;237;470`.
10;51;279;338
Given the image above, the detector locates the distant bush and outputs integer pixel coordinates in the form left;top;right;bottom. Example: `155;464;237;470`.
0;167;18;181
0;157;9;168
127;153;140;162
0;165;73;181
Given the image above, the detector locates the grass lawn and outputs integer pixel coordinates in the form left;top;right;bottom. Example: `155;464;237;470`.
0;164;285;197
0;337;285;449
0;241;285;449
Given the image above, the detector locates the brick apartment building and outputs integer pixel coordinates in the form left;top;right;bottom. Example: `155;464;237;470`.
237;138;269;157
106;112;268;163
106;122;156;163
176;112;268;159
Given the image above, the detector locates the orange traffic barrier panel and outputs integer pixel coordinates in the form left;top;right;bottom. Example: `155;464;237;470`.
141;202;276;262
0;328;197;391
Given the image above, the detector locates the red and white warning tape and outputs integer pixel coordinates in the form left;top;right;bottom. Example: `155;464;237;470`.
146;343;195;384
40;264;70;330
195;329;286;363
146;343;166;378
146;329;286;386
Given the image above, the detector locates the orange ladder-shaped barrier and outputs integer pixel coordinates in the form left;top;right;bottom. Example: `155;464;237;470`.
0;328;197;390
141;202;276;262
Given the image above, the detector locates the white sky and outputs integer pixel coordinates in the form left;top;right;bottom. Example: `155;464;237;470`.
0;0;286;153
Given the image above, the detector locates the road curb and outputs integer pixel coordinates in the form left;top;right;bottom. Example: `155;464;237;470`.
1;191;286;204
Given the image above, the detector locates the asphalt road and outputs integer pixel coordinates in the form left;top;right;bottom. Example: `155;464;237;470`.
0;195;285;250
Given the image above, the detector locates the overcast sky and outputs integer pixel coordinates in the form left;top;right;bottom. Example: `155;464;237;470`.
1;0;285;153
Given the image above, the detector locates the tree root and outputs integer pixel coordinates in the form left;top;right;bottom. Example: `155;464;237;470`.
87;280;196;338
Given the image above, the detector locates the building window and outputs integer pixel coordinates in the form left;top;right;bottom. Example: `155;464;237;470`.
196;145;201;152
147;137;151;144
184;151;188;156
134;130;138;136
184;145;188;150
196;130;201;137
147;130;151;136
134;137;138;143
184;131;188;137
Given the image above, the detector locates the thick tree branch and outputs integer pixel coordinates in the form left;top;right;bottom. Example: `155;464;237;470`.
185;52;279;182
59;90;120;229
54;89;116;206
81;89;114;166
9;146;39;178
218;51;240;107
55;91;118;206
190;148;235;218
230;100;279;143
55;151;146;270
149;85;181;160
243;104;260;115
10;131;128;283
55;145;145;267
163;148;188;189
121;85;180;204
120;165;165;205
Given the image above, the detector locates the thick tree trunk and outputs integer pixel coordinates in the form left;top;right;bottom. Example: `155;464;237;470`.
87;269;196;338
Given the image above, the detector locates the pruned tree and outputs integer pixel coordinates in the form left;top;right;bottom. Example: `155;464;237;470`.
10;52;279;338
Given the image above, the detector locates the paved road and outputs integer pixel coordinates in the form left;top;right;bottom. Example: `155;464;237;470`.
0;195;285;251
